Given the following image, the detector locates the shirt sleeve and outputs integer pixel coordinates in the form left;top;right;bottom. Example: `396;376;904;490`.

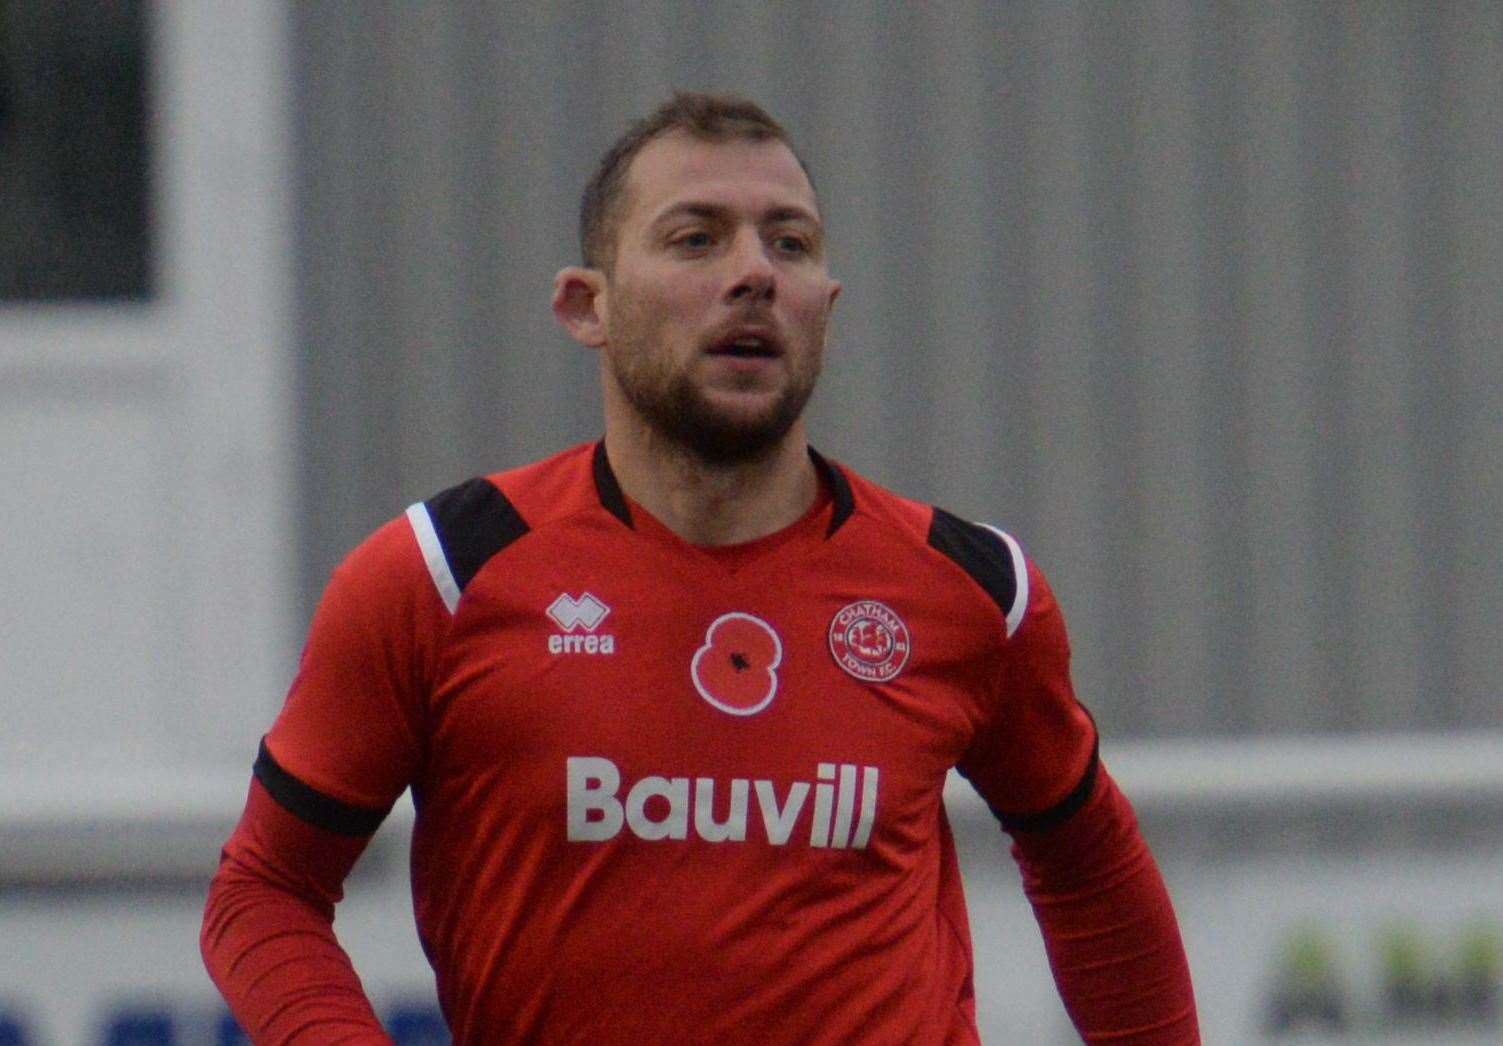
202;514;448;1043
201;778;396;1045
1009;764;1201;1043
953;551;1199;1042
262;515;441;808
955;558;1098;823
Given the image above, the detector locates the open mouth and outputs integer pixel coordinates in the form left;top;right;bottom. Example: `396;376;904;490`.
707;331;782;359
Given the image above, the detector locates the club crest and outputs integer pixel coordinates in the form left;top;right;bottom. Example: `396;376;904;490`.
829;600;910;683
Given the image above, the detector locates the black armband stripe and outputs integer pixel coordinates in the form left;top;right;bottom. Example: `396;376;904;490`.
253;738;391;836
996;738;1100;833
406;477;530;612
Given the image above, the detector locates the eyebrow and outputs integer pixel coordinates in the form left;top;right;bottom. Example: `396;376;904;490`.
651;202;822;228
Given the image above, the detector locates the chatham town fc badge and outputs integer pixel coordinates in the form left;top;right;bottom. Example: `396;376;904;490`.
829;600;911;683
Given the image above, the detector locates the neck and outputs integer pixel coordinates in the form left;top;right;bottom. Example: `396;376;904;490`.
602;415;818;546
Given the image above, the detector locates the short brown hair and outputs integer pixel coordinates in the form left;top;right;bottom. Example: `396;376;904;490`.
578;91;809;270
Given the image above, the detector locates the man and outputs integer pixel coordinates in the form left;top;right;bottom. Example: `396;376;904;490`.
202;92;1199;1044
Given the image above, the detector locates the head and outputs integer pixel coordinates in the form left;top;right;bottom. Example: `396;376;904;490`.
553;92;841;466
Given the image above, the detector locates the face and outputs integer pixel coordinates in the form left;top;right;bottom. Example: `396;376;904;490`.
593;132;840;465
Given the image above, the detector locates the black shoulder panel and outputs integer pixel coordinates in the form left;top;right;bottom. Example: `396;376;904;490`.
253;738;391;836
996;738;1101;833
926;506;1017;617
425;477;530;592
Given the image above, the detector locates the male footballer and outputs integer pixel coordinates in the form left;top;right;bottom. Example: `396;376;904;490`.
202;91;1199;1044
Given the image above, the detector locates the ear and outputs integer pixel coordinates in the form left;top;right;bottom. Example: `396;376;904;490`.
552;267;609;348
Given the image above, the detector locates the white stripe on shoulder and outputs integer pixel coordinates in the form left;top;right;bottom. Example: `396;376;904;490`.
980;524;1029;638
405;502;461;614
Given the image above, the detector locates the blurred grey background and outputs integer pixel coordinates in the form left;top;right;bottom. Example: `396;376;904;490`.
293;1;1501;741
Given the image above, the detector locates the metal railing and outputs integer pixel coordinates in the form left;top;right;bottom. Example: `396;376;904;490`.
5;730;1502;884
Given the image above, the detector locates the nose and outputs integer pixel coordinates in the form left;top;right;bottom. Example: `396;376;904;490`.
725;230;776;304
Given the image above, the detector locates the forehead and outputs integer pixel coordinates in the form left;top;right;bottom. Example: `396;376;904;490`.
619;132;820;228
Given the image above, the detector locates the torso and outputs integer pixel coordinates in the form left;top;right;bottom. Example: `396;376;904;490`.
407;443;996;1044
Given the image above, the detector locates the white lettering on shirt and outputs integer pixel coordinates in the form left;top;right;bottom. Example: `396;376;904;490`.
566;756;880;848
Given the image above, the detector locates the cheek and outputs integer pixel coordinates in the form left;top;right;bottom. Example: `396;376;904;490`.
787;288;834;337
618;275;703;332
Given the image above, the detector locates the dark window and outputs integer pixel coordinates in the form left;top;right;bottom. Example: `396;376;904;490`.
0;0;151;301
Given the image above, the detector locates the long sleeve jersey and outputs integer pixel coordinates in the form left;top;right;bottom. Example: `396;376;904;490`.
203;441;1198;1044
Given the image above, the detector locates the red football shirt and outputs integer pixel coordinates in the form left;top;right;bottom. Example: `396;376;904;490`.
204;442;1196;1044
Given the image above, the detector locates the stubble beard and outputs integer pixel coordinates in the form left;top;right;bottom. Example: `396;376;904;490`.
607;323;823;467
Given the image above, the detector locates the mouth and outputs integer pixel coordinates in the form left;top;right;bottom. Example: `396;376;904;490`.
705;327;784;360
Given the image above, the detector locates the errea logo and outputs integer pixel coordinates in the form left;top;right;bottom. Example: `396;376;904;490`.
547;592;616;655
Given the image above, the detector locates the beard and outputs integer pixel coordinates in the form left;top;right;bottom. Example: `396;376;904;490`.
606;320;823;467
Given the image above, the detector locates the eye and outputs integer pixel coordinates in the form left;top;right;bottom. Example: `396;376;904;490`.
773;234;811;256
672;230;713;250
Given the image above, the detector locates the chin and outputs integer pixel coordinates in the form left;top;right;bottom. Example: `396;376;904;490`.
622;366;814;465
667;407;798;466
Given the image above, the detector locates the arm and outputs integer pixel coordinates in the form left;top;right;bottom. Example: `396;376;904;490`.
201;516;440;1043
202;773;393;1045
1008;757;1198;1043
948;536;1198;1043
